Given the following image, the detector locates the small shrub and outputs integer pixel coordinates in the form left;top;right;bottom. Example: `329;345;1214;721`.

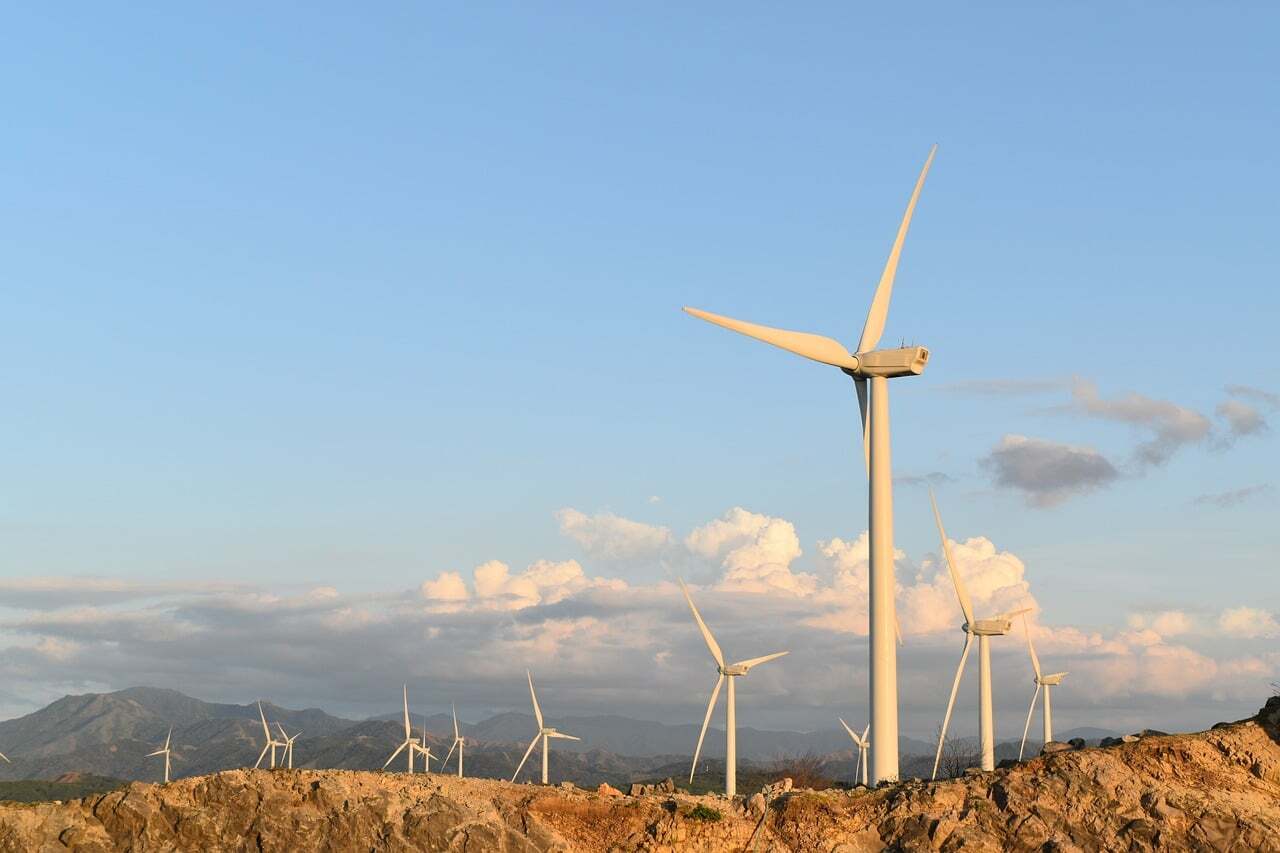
688;803;722;822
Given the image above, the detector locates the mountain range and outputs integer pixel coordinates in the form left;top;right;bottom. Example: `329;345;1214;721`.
0;687;1115;784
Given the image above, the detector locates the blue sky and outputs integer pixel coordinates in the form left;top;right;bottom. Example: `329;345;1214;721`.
0;5;1277;734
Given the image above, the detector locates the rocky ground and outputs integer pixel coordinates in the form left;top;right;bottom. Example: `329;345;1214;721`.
0;698;1277;852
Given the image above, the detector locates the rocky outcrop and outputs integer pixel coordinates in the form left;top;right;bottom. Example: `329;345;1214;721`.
0;698;1277;851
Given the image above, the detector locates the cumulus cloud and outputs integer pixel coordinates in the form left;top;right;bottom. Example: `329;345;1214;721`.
420;558;626;613
555;508;673;560
1068;379;1212;468
1128;610;1195;637
1192;484;1271;509
1224;384;1280;409
1218;607;1280;639
980;434;1119;507
686;507;815;595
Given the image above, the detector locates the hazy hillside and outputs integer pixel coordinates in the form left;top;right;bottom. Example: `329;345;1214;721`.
0;687;1117;785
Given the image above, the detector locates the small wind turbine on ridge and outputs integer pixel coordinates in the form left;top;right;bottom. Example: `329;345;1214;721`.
275;723;301;769
254;702;286;770
411;715;435;772
511;671;579;785
147;726;174;784
1018;613;1069;759
929;491;1029;777
680;578;788;798
839;718;870;787
442;703;465;778
382;685;421;773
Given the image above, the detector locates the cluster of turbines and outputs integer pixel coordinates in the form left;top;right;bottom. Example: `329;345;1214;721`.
142;146;1068;793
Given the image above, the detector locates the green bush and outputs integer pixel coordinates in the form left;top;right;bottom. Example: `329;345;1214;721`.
688;803;722;822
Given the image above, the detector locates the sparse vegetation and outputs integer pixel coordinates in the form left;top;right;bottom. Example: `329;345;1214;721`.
768;752;834;790
933;726;981;780
687;803;722;822
0;776;125;803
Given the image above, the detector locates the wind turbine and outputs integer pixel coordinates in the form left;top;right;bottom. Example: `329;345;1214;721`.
1018;614;1069;759
511;671;579;785
680;579;788;798
839;719;870;787
683;146;936;783
441;703;465;778
254;702;286;769
411;715;436;772
382;684;421;773
929;491;1029;777
147;727;173;784
275;723;302;769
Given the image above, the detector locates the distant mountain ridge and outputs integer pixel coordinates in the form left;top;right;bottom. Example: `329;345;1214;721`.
0;687;1118;784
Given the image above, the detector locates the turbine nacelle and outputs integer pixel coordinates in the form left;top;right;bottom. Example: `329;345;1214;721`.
1037;671;1068;686
717;664;748;677
842;346;930;379
964;617;1016;636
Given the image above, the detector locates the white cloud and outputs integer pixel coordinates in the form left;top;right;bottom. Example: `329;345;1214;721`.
555;508;672;560
1068;379;1212;468
981;434;1119;507
1218;606;1280;639
686;507;815;595
1127;610;1195;637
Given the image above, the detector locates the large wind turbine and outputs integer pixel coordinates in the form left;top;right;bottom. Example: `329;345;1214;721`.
683;146;936;783
680;579;788;798
1018;614;1069;759
442;703;465;778
254;702;286;769
511;671;579;785
839;718;870;787
275;723;301;769
382;685;421;773
147;727;173;784
411;716;436;772
929;491;1029;776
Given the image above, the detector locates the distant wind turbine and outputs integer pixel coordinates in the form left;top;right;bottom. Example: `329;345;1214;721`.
275;723;302;769
511;671;579;785
682;146;937;783
929;491;1029;776
147;726;173;784
441;703;465;778
382;685;421;773
254;702;286;769
411;715;435;772
839;719;870;787
680;578;788;797
1018;613;1069;759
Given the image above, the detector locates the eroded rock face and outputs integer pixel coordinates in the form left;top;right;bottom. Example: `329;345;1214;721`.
0;699;1277;852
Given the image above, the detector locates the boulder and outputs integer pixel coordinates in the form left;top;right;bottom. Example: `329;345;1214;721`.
1041;741;1072;755
747;793;766;817
596;783;622;797
1068;738;1087;750
655;777;676;794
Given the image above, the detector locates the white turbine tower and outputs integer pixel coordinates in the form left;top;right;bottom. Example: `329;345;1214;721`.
1018;614;1069;759
254;702;286;769
683;146;936;783
839;719;870;787
929;491;1029;777
680;579;788;798
411;716;435;772
147;727;173;784
382;685;421;773
511;671;579;785
442;704;465;778
275;723;302;769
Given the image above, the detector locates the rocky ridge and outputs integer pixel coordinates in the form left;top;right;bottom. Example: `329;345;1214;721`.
0;698;1276;851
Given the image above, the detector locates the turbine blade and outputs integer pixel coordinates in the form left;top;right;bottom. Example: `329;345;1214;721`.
443;739;458;768
452;703;460;739
382;741;408;771
733;650;788;671
854;377;870;473
861;723;870;743
931;631;973;780
930;490;975;626
683;307;860;370
510;733;540;782
254;743;271;770
147;749;165;757
258;701;270;740
854;746;863;783
0;753;8;763
276;722;288;741
689;674;724;783
527;670;544;728
164;726;172;750
1019;683;1042;761
838;717;857;742
678;579;725;668
550;733;581;741
856;144;937;354
1022;613;1042;679
403;684;411;740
